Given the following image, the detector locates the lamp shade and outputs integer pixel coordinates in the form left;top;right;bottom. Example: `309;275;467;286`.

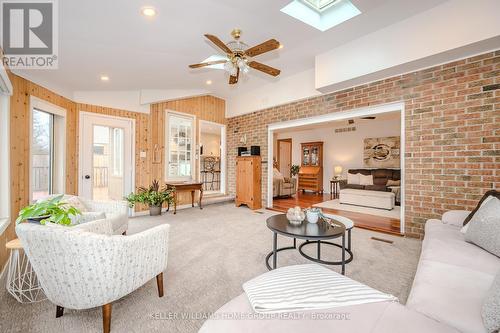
334;166;343;175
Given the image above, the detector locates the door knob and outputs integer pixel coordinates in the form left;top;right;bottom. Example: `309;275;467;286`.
84;175;91;179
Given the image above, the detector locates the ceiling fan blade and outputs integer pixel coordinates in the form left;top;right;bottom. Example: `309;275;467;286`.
189;60;227;69
245;39;280;58
204;34;233;55
229;67;240;85
248;61;281;76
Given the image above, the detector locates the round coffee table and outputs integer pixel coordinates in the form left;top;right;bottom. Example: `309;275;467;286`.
266;214;351;275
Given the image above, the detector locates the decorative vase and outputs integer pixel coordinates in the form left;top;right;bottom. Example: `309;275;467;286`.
306;208;321;224
149;205;162;216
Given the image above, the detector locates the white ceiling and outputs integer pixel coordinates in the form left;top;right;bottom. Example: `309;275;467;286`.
13;0;450;100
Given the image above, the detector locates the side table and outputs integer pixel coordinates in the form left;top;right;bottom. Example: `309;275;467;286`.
6;238;46;303
330;179;341;199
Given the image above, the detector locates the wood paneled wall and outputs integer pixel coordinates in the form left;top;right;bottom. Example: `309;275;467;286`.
1;73;226;271
150;96;226;204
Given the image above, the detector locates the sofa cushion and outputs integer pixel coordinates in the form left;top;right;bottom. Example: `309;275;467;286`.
347;172;360;185
365;185;389;192
464;190;500;225
343;184;365;190
482;270;500;333
465;197;500;257
359;174;374;186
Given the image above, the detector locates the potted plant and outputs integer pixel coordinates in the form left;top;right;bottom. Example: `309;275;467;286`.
290;165;300;177
16;195;81;225
125;180;174;216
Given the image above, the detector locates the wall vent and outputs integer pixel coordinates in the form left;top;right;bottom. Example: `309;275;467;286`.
334;126;356;133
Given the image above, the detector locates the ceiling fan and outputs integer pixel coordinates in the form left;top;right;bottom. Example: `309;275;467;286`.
348;116;376;124
189;29;281;85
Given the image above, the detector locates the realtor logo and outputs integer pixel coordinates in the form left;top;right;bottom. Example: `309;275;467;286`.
1;0;58;69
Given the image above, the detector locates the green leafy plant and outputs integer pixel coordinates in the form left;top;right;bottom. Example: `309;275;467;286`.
16;195;81;226
125;180;174;208
290;165;300;177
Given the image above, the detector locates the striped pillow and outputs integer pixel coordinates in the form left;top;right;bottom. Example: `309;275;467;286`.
243;264;397;313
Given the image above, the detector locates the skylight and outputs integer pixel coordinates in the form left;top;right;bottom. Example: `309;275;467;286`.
201;55;228;70
281;0;361;32
301;0;339;12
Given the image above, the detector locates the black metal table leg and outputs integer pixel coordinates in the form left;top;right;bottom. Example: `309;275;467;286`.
341;234;346;275
348;229;352;252
317;240;321;260
293;238;296;248
273;232;277;269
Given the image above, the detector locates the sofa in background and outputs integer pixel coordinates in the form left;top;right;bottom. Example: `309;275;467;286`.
340;168;401;205
199;208;499;333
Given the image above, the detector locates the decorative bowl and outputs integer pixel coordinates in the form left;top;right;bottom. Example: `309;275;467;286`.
286;206;305;224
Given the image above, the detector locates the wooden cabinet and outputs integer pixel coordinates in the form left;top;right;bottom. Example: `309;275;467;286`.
235;156;262;209
298;142;323;193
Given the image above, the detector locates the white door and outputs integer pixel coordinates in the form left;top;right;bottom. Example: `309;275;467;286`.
79;113;134;201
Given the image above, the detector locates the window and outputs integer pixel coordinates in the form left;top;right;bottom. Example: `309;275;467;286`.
0;94;10;230
112;128;124;176
166;112;194;180
30;97;66;202
31;109;54;201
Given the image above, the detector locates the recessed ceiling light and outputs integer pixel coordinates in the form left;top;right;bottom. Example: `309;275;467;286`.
206;80;212;85
100;75;110;81
278;44;284;49
141;6;156;17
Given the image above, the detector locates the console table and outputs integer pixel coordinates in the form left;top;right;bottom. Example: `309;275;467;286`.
166;182;203;214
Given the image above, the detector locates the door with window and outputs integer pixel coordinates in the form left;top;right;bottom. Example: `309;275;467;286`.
165;112;195;181
79;113;133;201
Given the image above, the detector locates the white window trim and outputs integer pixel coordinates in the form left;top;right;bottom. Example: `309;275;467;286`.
164;110;196;181
0;93;11;235
29;96;67;202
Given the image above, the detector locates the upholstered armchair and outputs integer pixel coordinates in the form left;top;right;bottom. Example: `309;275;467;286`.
273;177;297;197
16;219;169;333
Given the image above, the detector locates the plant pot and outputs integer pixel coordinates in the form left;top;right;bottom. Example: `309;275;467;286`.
149;205;162;216
27;215;50;224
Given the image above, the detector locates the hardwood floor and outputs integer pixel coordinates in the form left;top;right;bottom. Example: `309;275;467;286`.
270;192;401;236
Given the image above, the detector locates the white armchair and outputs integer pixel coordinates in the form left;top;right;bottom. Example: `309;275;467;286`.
16;219;169;333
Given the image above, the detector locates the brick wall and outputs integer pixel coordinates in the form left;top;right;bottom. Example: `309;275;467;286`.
227;50;499;238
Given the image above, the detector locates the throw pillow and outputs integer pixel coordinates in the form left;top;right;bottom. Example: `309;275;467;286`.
464;190;500;225
482;270;500;333
273;168;284;180
70;212;106;225
359;174;374;186
63;196;88;212
347;173;360;185
386;179;401;186
465;197;500;257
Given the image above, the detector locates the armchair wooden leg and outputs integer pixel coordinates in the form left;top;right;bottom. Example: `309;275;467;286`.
121;231;126;235
102;303;112;333
156;273;164;298
56;306;64;318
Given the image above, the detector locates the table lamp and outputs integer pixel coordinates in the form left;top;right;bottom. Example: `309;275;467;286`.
334;166;343;180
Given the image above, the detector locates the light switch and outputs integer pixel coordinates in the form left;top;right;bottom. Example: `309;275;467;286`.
140;150;147;158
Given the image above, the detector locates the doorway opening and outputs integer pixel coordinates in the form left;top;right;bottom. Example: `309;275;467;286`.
199;120;226;196
267;102;405;235
79;112;134;202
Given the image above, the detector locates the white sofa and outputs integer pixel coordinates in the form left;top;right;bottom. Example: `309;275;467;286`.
406;210;500;333
199;210;499;333
339;188;395;210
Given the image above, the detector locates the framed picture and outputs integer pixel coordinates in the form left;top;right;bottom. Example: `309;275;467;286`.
363;136;400;168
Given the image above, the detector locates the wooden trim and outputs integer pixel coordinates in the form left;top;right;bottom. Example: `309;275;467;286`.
276;138;292;172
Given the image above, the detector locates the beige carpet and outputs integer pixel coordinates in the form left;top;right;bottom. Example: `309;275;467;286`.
314;199;401;219
0;203;421;333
